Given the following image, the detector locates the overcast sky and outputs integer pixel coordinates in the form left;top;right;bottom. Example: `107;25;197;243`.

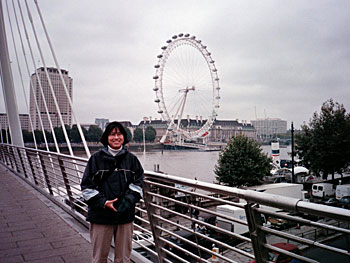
1;0;349;129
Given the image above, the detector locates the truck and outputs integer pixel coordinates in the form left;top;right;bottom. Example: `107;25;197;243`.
216;184;306;233
335;184;350;200
216;205;248;235
247;183;306;211
312;183;335;199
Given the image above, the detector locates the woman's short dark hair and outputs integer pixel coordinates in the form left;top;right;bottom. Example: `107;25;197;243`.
100;121;129;147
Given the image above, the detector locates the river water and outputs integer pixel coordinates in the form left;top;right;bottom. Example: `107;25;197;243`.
131;145;292;184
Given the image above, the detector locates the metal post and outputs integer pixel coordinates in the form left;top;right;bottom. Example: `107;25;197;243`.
17;148;28;178
245;203;269;263
39;152;53;195
27;151;39;185
291;122;295;183
0;1;24;146
143;178;167;263
58;157;74;208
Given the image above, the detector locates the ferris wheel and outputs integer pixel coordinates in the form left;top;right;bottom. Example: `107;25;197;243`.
153;33;220;143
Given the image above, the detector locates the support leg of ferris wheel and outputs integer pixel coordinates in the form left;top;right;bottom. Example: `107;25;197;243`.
160;88;190;144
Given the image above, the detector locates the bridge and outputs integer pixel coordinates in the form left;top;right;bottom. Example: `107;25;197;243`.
1;144;350;263
1;1;350;262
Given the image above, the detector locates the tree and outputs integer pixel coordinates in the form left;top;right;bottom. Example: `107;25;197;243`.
53;127;64;143
34;130;44;144
22;130;34;143
87;125;102;142
133;128;143;142
215;134;272;187
125;127;132;142
295;99;350;179
145;126;156;142
70;125;82;143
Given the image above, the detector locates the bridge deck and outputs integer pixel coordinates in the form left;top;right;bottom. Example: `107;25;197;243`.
0;164;92;263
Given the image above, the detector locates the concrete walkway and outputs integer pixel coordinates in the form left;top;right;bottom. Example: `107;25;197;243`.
0;164;92;263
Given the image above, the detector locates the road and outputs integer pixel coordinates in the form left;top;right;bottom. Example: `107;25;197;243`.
302;235;350;263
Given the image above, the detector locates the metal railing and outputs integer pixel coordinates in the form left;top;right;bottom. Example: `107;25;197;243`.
0;143;349;263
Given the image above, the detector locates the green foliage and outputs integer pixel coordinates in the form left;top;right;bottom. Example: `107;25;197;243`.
215;134;272;187
34;130;44;143
22;130;34;143
296;99;350;179
133;128;143;142
87;125;102;142
69;125;82;143
125;127;132;142
145;126;156;142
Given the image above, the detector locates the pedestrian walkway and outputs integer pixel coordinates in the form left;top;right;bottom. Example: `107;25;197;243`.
0;164;92;263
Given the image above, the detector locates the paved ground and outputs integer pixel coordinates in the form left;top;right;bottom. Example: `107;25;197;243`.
0;164;92;263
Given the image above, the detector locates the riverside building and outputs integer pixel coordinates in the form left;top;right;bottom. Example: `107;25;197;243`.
29;67;73;130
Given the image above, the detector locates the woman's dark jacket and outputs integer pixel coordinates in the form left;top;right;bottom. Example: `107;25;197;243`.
80;147;143;225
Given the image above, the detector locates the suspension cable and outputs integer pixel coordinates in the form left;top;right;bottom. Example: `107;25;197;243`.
4;0;37;149
10;0;49;150
16;0;60;152
33;0;91;158
23;0;75;156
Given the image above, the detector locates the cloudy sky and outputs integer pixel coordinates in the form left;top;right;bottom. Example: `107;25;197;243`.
1;0;349;129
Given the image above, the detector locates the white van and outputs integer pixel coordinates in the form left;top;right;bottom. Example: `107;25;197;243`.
312;183;335;199
216;205;248;235
335;184;350;200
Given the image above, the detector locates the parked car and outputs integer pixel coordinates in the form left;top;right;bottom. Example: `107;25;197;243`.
249;242;301;263
267;212;297;230
323;197;339;206
337;196;350;209
132;231;154;249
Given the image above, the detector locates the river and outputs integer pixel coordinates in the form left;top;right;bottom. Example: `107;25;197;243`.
131;145;292;184
76;144;291;184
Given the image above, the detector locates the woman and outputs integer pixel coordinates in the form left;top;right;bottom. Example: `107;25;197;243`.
81;121;143;263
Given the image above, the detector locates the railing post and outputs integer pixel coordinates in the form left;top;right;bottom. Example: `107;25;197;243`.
8;145;16;170
17;148;28;178
0;144;5;164
12;146;22;174
58;156;74;208
245;203;269;263
27;152;39;185
39;152;54;195
143;178;166;263
1;145;10;166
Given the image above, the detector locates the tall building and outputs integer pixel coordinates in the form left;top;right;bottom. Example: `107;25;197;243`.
251;118;287;140
29;67;73;130
95;118;109;130
0;113;30;131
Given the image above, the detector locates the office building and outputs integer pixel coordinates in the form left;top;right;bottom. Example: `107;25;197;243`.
0;113;30;131
251;118;287;140
95;118;109;130
29;67;72;130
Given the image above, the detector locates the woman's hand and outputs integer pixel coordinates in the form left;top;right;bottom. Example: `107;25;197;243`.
105;198;118;212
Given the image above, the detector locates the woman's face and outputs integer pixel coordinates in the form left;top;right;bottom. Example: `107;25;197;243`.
108;128;124;149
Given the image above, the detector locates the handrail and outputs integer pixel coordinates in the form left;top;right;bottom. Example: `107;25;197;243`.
1;143;350;263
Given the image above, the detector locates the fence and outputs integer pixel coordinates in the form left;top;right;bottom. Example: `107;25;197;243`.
0;143;349;263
